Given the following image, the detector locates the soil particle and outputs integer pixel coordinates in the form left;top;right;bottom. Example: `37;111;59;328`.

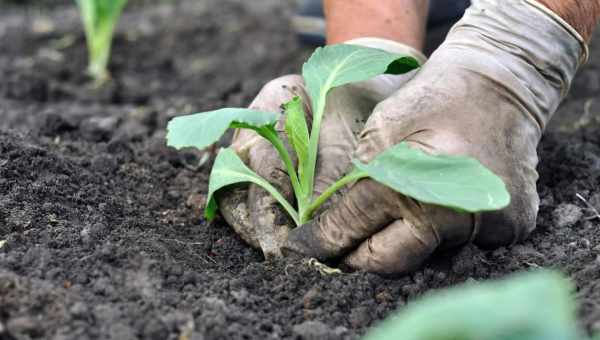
590;193;600;211
349;307;371;329
80;116;121;142
302;286;323;310
292;320;353;340
553;203;584;228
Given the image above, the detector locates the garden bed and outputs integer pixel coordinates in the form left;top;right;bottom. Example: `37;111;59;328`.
1;1;600;339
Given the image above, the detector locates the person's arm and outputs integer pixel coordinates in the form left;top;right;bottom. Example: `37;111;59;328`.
537;0;600;42
323;0;429;50
324;0;600;47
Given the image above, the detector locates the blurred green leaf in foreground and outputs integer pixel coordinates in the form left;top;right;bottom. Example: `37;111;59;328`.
364;271;582;340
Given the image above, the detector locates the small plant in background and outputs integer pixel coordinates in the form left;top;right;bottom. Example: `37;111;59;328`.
166;44;511;226
363;271;582;340
75;0;128;84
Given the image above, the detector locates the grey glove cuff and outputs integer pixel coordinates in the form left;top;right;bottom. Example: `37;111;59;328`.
524;0;589;64
445;0;586;130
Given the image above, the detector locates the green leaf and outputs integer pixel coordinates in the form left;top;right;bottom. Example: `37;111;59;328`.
284;97;310;181
76;0;128;24
167;108;279;150
168;108;303;219
386;56;421;75
352;143;510;212
302;44;421;201
205;148;300;225
302;44;420;114
364;271;580;340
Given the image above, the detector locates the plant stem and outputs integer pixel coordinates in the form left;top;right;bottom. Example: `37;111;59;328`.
300;168;368;223
259;129;304;206
76;0;127;84
304;99;326;197
88;32;112;84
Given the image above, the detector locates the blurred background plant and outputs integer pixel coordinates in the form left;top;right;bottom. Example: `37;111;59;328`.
75;0;128;84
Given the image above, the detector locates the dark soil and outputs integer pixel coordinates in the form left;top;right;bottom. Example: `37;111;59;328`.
1;1;600;339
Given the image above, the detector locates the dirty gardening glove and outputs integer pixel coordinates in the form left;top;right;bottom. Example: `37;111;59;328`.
216;39;427;258
285;0;588;274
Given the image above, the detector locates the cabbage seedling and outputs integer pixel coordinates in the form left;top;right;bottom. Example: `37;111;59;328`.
76;0;128;83
167;44;510;226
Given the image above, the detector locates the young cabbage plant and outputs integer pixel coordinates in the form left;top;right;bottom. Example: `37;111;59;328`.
166;44;510;226
75;0;128;83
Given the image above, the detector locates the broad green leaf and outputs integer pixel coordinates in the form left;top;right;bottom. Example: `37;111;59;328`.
205;148;299;225
364;271;580;340
167;108;279;150
302;44;420;198
302;44;420;115
353;143;510;212
284;97;310;181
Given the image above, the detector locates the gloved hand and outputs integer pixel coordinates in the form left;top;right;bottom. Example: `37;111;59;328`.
284;0;588;274
216;39;427;258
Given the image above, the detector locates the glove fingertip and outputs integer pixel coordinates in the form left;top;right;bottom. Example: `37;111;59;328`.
282;221;338;260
